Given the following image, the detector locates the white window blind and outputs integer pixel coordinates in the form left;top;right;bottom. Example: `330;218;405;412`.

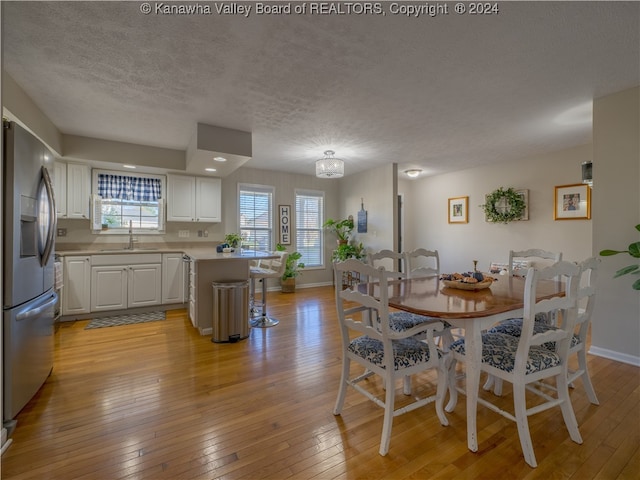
295;189;324;267
239;184;273;251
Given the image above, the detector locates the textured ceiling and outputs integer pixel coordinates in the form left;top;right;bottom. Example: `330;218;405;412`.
3;1;639;177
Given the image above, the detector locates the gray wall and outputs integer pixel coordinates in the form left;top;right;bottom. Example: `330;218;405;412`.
400;143;593;273
591;86;640;364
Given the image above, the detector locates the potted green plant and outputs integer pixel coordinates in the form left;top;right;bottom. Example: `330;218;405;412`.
599;224;640;290
323;218;354;244
276;243;305;293
224;233;243;249
331;242;366;262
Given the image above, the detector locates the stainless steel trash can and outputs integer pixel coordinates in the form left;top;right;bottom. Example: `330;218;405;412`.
211;281;250;343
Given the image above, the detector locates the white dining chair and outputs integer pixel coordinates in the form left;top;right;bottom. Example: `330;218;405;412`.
332;258;449;456
444;261;583;468
367;249;448;395
404;248;440;279
483;248;563;395
487;257;600;405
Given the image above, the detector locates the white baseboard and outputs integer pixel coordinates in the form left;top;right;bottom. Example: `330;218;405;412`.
588;346;640;367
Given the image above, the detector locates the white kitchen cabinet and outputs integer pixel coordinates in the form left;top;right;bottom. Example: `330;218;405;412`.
162;253;185;304
91;266;128;312
195;177;221;222
54;162;91;219
129;264;162;308
62;256;91;315
166;174;221;222
53;162;67;217
90;254;162;312
166;175;196;221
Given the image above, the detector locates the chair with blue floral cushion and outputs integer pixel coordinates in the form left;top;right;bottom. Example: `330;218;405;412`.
483;248;563;394
332;258;449;456
444;261;583;468
486;257;600;405
367;249;449;394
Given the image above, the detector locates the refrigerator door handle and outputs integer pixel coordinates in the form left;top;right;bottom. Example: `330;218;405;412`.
38;167;57;267
15;292;58;321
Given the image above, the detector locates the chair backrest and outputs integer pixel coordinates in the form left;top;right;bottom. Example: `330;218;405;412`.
333;258;389;339
509;249;562;276
516;261;580;371
405;248;440;278
573;257;599;344
262;251;289;277
367;249;406;278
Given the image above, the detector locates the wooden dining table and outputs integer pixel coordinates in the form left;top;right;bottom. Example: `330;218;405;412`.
364;274;565;453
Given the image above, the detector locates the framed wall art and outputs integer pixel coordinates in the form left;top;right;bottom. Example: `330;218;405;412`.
448;196;468;224
554;184;591;220
278;204;291;244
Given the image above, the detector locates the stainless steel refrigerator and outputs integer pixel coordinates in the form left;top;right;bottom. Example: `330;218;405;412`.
2;120;57;427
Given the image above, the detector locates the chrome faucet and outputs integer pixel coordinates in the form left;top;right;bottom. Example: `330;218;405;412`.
126;220;134;250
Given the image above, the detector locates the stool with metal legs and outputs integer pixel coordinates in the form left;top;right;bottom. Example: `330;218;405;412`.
249;251;288;328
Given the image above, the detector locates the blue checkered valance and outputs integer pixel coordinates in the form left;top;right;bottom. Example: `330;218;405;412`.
97;174;162;201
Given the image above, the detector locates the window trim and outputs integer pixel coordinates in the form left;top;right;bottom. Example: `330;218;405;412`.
91;169;166;235
295;188;325;269
238;183;274;252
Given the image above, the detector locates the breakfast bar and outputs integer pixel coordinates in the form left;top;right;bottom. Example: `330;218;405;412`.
182;249;274;336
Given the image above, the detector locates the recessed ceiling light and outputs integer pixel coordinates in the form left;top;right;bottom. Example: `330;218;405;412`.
123;164;136;169
404;169;422;178
213;156;227;162
205;168;217;172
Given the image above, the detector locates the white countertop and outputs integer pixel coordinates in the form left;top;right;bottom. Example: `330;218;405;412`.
56;246;274;262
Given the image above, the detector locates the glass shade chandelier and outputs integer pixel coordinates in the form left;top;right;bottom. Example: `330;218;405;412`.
316;150;344;178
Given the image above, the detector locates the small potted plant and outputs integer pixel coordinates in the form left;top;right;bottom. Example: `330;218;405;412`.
323;218;354;245
224;233;243;249
276;244;305;293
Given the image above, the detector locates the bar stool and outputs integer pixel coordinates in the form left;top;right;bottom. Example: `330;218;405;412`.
249;251;288;328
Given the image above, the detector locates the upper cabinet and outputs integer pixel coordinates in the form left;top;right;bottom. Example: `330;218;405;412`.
166;174;221;222
53;162;91;219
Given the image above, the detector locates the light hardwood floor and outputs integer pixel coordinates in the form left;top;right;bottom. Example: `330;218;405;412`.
1;286;638;479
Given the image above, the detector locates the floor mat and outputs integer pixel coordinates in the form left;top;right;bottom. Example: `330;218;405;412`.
85;311;166;329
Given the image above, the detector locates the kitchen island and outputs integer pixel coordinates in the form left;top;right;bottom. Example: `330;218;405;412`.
182;249;274;335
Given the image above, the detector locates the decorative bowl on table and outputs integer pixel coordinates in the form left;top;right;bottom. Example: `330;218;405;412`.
439;272;496;291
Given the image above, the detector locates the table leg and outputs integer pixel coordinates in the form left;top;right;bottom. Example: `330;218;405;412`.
464;325;481;452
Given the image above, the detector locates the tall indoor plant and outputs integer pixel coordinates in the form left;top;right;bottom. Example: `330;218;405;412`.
276;243;305;293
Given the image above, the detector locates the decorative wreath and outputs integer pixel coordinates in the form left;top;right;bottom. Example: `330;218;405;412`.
481;187;526;224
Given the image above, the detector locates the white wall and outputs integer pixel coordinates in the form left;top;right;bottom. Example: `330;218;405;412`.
402;144;593;274
591;86;640;364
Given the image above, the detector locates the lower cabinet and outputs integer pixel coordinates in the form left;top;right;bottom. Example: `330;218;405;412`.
90;254;162;312
161;253;186;304
91;264;162;311
62;256;91;315
91;266;128;312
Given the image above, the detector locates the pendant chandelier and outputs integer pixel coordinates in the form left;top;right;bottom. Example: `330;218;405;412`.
316;150;344;178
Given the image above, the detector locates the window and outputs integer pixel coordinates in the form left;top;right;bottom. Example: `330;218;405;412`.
295;189;324;267
239;184;273;251
92;170;165;233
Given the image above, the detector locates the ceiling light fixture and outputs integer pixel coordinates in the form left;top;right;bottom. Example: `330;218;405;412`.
213;156;227;162
316;150;344;178
205;167;217;172
404;169;422;178
122;164;136;169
